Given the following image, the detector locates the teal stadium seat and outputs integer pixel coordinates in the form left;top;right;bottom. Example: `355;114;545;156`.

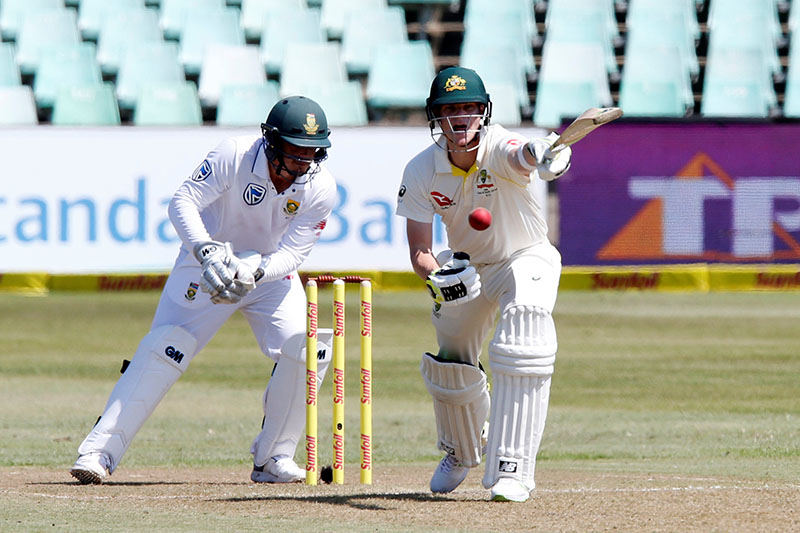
15;9;82;75
240;0;307;41
701;80;769;118
462;10;536;77
545;9;618;76
52;84;121;126
366;41;435;108
216;82;280;126
534;80;598;127
0;86;39;125
460;43;530;110
625;4;699;78
342;7;407;75
0;0;63;41
464;0;538;51
0;43;21;87
620;45;693;115
33;43;102;108
627;0;700;40
280;42;347;97
707;14;781;78
619;80;686;117
320;0;387;40
781;35;800;117
116;42;185;110
179;8;244;75
159;0;226;40
260;9;325;76
97;8;163;75
703;48;777;114
134;82;203;126
484;83;522;126
293;81;369;126
78;0;145;41
198;45;266;107
547;0;619;43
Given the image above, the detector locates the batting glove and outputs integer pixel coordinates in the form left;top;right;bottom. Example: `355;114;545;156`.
426;252;481;307
527;132;572;182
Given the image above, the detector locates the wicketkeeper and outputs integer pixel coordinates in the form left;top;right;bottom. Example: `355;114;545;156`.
396;67;571;502
71;96;337;484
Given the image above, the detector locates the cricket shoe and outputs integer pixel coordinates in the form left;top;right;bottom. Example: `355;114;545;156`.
430;453;469;493
251;455;305;483
70;453;110;485
490;478;531;502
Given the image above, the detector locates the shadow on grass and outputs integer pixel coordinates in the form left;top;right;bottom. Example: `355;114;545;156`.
218;491;477;510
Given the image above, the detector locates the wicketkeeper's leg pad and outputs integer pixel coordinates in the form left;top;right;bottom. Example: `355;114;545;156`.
420;352;490;468
77;325;197;472
483;305;557;491
251;329;333;467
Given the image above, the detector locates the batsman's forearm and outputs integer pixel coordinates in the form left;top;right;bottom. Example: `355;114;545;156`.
410;248;438;280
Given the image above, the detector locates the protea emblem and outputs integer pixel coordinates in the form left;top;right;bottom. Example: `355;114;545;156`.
303;113;319;134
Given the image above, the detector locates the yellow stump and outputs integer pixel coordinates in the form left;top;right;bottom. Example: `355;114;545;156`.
332;279;346;484
305;281;318;485
360;280;373;484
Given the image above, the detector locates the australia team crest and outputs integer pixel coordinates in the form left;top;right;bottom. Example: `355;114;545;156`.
475;169;497;196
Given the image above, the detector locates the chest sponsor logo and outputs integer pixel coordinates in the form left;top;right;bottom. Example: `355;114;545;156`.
430;191;455;208
191;159;212;182
284;199;300;216
475;169;497;196
243;183;267;206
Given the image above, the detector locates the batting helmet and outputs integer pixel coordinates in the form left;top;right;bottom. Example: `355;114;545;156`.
425;66;492;124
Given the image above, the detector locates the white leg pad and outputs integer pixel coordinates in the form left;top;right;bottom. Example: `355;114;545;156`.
483;306;557;490
420;353;490;468
77;325;197;472
251;329;333;467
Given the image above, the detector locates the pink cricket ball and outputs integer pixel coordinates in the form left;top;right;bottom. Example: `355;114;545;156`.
468;207;492;231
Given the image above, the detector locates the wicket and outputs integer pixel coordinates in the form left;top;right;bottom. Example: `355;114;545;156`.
305;276;372;485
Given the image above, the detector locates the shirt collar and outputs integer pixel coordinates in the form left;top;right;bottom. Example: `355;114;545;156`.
432;128;489;177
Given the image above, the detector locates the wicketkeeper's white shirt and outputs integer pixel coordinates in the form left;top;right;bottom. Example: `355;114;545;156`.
396;124;550;265
168;135;337;282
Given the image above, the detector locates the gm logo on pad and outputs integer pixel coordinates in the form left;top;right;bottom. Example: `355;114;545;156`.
243;183;267;205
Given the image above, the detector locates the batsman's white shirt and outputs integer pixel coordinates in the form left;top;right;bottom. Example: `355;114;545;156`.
152;135;336;361
396;124;549;266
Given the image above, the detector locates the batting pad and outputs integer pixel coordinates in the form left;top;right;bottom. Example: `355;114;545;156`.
420;353;490;468
483;306;556;490
251;329;333;467
77;325;197;472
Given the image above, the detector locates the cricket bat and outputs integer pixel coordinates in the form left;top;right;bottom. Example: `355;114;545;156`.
545;107;623;159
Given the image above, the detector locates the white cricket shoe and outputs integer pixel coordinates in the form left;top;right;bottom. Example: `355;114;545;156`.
490;478;531;502
251;455;305;483
70;453;110;485
430;453;469;493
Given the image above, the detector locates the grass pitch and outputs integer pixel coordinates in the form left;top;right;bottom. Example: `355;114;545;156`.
1;289;799;531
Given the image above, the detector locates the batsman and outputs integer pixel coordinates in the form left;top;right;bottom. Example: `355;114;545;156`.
71;96;337;485
396;67;572;502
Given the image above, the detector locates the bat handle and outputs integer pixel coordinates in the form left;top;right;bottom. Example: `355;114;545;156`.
543;143;564;162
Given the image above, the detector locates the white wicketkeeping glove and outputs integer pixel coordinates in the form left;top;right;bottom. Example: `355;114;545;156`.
193;241;235;296
527;132;572;182
426;252;481;307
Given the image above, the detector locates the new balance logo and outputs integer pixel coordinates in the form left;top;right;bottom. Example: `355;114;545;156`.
498;460;518;473
165;346;184;364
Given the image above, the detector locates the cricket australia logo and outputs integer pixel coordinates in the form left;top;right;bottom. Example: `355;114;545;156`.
191;159;212;182
444;75;467;92
243;183;266;205
283;199;300;216
475;169;497;196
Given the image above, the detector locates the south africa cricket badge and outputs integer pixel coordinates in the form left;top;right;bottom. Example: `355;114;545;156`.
185;282;199;301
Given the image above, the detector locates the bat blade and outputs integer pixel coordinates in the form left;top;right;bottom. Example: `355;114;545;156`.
548;107;623;153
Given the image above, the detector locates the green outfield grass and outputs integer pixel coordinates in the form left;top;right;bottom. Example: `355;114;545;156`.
1;289;799;531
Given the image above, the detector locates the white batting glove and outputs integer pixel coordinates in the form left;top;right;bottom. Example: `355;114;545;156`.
426;252;481;307
193;241;235;297
527;132;572;182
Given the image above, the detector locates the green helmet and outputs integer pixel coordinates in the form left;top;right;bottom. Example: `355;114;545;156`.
261;96;330;179
425;66;492;123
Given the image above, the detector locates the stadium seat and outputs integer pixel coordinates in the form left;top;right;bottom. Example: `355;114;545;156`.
78;0;145;41
707;14;781;77
461;12;536;77
619;80;686;117
260;9;326;76
627;0;700;40
216;82;280;126
96;8;163;75
33;43;102;108
159;0;226;40
0;86;38;125
179;8;245;75
625;8;699;78
537;42;612;110
621;44;693;111
784;38;800;117
134;82;203;126
342;7;407;75
0;0;63;41
464;0;537;46
280;42;347;97
15;9;82;75
366;41;435;108
240;0;307;41
460;44;530;109
52;84;121;126
546;0;619;42
708;0;781;42
701;80;769;118
704;48;777;111
198;45;266;107
320;0;387;40
293;81;368;126
0;43;21;87
545;11;618;76
533;80;598;127
116;42;185;110
484;83;521;126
